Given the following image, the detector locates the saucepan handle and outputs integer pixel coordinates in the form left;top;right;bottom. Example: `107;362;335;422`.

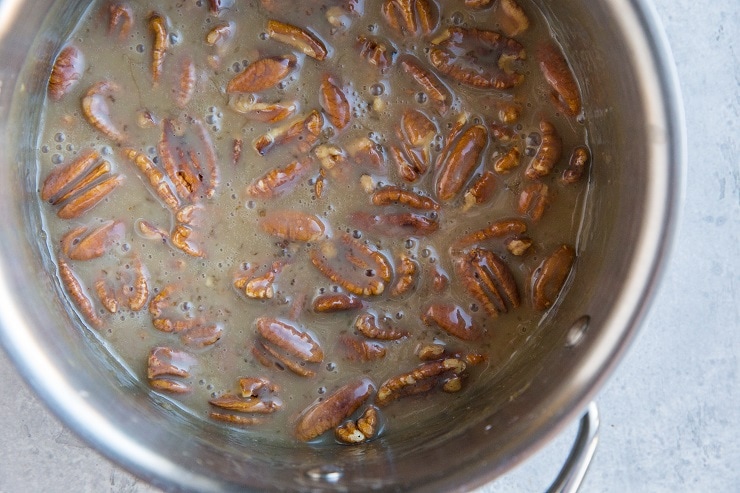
545;402;600;493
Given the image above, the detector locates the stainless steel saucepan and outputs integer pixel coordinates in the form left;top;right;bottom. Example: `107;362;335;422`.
0;0;684;491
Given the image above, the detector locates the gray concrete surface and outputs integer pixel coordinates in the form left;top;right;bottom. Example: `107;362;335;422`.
1;0;738;491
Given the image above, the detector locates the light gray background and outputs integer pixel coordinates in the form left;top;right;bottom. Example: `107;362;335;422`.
1;0;738;491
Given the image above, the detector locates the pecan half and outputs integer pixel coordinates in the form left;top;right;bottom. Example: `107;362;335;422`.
309;235;392;296
175;57;196;108
354;312;408;340
230;95;297;123
256;317;324;363
226;54;296;93
319;74;351;129
294;378;375;441
48;45;84;102
454;248;520;316
538;43;581;116
381;0;438;36
421;303;479;340
376;359;466;406
436;124;488;201
246;158;311;199
349;211;439;237
148;13;168;85
57;256;103;328
43;150;122;220
454;218;527;249
335;406;379;444
108;3;133;40
81;81;126;143
123;148;180;212
158;118;219;200
430;27;525;89
531;244;576;310
209;393;280;414
61;220;125;261
267;20;328;61
339;335;386;361
181;324;223;348
254;110;323;155
518;182;550;221
390;144;428;183
399;56;451;115
371;186;439;210
147;346;196;394
313;293;363;313
562;146;590;184
525;120;562;179
260;210;325;242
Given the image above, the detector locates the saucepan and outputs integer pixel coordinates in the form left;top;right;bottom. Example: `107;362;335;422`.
0;0;684;491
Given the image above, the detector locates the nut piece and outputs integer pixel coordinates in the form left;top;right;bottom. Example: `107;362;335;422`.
562;146;590;184
391;255;418;296
382;0;438;36
531;244;576;310
234;262;283;300
313;293;363;313
246;158;311;199
518;182;550;221
260;210;325;242
147;346;196;394
376;359;466;406
335;406;379;445
430;27;525;89
436;125;488;201
525;120;562;179
494;0;530;37
309;234;392;296
267;20;328;61
354;312;408;340
61;220;125;261
294;378;375;441
48;45;84;101
538;43;582;116
108;3;133;40
463;170;497;211
454;248;520;317
226;54;297;93
356;36;394;71
421;303;479;340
